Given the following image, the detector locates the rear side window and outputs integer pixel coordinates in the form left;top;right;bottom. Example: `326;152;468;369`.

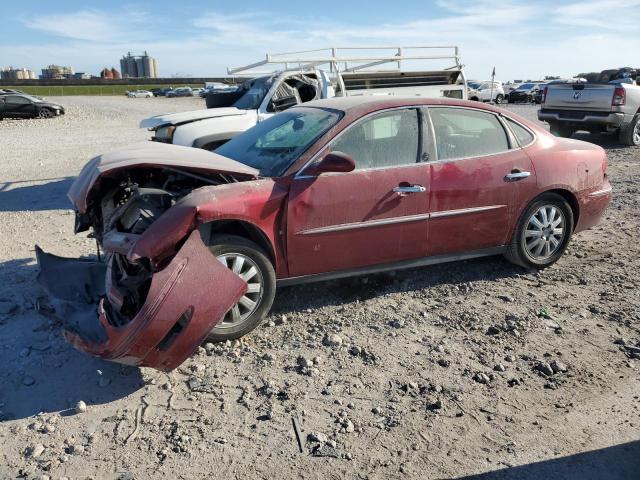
429;107;509;160
330;108;420;170
505;118;535;146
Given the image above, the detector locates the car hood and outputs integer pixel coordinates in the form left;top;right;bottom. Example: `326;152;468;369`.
38;101;63;109
140;107;248;129
68;141;259;213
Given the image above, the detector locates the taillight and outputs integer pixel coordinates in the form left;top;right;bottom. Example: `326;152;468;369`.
541;86;548;104
612;87;626;106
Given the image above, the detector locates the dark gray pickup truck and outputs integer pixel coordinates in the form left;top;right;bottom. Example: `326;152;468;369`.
538;68;640;146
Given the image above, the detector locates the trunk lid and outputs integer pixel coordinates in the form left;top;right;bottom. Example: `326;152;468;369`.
544;84;615;111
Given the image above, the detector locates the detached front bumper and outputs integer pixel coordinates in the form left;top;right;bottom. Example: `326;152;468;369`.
36;230;247;372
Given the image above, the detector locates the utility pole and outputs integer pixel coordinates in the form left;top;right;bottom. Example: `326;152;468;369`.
490;66;496;104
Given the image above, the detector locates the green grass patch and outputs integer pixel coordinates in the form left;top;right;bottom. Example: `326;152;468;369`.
3;84;204;96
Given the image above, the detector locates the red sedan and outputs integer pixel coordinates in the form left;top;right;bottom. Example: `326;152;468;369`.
37;97;612;371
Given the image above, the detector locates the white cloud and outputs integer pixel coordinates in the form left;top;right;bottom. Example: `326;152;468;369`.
554;0;640;29
5;1;640;80
24;8;152;43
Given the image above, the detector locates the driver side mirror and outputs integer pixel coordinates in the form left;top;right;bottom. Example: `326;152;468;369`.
305;151;356;176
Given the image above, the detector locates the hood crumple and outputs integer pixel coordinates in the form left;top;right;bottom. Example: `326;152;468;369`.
67;141;258;213
139;107;247;129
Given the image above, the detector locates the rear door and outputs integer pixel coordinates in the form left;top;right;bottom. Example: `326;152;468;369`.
286;107;431;277
426;106;536;256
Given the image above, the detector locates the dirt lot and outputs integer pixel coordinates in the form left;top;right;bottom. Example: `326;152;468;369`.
0;96;639;480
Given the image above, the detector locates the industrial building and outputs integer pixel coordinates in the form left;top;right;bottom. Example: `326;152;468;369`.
1;67;37;80
120;52;158;78
40;65;75;80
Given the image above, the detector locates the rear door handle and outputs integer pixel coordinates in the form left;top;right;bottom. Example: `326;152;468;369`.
393;185;426;195
505;171;531;182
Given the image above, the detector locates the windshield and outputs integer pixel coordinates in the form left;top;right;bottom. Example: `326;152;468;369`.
468;82;480;89
232;76;272;110
215;107;342;177
517;83;534;90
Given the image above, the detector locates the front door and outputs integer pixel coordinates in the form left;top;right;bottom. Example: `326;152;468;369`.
427;106;536;256
286;107;430;277
4;95;34;117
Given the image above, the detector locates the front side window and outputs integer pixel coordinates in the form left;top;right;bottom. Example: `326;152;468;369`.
330;109;420;170
429;107;509;160
215;107;341;177
7;95;30;104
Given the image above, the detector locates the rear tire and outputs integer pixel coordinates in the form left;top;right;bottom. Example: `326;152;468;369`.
504;193;574;269
206;235;276;342
549;122;574;138
495;94;504;104
619;114;640;146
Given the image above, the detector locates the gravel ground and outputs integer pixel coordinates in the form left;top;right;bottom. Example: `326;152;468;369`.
0;96;639;480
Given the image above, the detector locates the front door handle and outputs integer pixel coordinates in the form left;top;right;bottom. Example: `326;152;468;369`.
393;185;426;195
505;171;531;182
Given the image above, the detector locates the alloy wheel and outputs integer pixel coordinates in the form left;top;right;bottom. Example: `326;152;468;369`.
634;121;640;145
216;253;264;327
523;205;566;259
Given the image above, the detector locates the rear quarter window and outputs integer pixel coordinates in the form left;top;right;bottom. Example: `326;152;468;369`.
505;118;535;146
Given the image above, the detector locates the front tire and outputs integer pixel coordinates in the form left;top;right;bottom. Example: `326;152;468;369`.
37;108;53;119
206;235;276;342
504;193;574;269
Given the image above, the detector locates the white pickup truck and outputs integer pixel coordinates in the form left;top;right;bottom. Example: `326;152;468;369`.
140;46;468;150
538;68;640;146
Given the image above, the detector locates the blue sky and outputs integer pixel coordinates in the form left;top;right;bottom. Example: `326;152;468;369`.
2;0;639;80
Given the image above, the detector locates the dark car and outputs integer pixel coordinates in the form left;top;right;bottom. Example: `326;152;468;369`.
0;94;64;119
151;87;173;97
507;83;544;103
38;96;611;371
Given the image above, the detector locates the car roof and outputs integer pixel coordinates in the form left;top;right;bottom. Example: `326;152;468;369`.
302;95;507;116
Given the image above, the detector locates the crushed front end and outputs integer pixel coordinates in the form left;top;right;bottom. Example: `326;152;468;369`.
36;143;258;371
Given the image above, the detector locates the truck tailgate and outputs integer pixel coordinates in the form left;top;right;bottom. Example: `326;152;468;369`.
545;84;614;112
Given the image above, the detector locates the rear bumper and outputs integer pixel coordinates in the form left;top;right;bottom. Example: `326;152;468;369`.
36;230;246;372
575;180;612;233
538;109;631;128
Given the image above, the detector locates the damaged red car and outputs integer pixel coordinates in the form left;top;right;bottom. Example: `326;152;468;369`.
37;97;612;371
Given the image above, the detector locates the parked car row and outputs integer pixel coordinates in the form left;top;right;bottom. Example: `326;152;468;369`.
467;81;505;104
125;87;215;98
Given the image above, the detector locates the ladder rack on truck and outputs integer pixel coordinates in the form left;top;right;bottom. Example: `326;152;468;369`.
227;46;467;99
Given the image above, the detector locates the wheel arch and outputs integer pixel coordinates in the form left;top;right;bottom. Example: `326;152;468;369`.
200;219;276;265
540;188;580;229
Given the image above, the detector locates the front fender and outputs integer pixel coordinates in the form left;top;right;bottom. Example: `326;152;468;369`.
127;179;289;273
